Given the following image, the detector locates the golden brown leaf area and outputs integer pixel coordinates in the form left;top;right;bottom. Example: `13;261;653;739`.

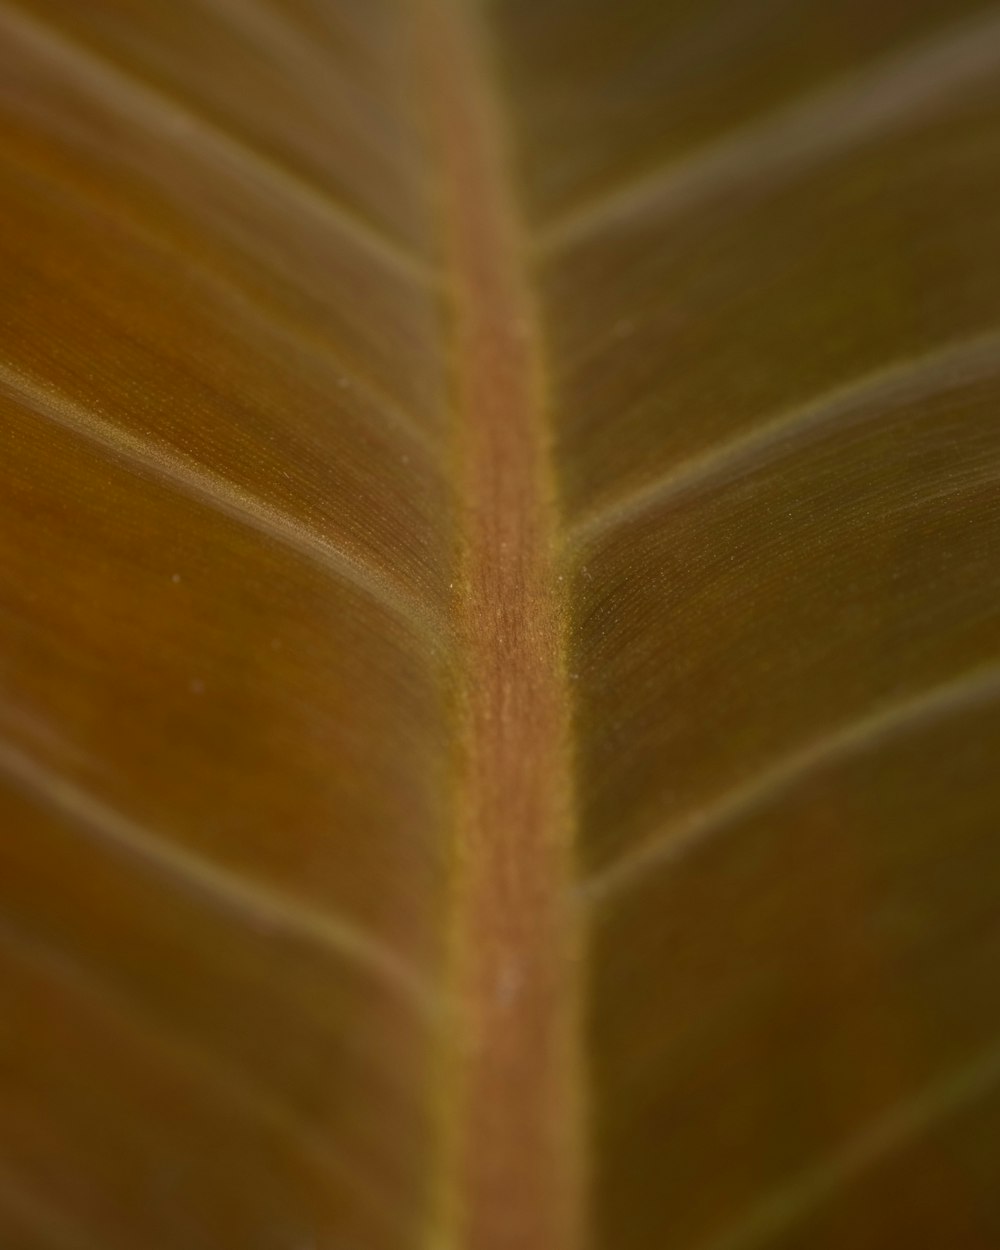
1;0;1000;1247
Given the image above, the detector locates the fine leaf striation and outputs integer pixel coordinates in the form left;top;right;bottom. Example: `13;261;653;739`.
1;2;1000;1249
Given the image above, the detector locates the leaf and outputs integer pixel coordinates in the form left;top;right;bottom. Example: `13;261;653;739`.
1;1;999;1249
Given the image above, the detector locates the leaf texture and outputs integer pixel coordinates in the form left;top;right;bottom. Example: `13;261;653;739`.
490;1;1000;1246
1;1;999;1249
0;2;451;1246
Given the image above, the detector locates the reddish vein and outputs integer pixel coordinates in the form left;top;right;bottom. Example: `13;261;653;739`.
416;3;581;1248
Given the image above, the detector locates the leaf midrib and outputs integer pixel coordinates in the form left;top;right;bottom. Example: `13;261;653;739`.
415;3;583;1248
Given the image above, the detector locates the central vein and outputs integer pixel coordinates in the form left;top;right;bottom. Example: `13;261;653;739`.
416;3;582;1248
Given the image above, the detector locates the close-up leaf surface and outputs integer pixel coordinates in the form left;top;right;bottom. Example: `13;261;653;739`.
0;1;999;1248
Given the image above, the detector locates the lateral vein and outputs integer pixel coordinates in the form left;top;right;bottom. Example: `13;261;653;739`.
0;735;432;1008
0;912;419;1235
571;330;1000;550
695;1036;1000;1250
539;6;1000;254
584;665;1000;905
0;0;433;285
0;363;435;634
